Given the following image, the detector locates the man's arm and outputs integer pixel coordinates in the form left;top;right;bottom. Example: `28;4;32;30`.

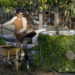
18;17;27;33
3;16;17;26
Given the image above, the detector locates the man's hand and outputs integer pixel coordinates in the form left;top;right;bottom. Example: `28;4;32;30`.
17;30;22;34
16;30;24;39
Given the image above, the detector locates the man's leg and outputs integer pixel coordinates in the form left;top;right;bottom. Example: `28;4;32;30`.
22;37;31;60
22;37;32;69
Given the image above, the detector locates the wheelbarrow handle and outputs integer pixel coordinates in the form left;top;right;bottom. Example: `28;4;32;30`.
0;24;16;33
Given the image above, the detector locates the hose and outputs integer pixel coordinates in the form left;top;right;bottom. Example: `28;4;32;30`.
39;35;62;73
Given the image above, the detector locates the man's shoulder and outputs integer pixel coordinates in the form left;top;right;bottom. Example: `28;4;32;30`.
22;17;27;20
11;16;17;21
23;17;26;19
13;16;17;19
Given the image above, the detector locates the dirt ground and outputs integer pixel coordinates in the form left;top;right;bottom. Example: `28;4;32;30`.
0;62;53;75
0;62;75;75
0;66;53;75
0;62;59;75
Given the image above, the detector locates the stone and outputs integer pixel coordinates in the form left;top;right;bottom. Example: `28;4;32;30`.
66;50;75;60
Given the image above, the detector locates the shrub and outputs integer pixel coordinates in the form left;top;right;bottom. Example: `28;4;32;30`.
0;39;6;45
31;33;75;72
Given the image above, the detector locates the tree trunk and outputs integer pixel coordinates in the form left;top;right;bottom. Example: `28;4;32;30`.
39;13;43;29
54;6;60;27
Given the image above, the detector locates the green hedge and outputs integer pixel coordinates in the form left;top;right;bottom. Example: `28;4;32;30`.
31;33;75;72
0;39;6;45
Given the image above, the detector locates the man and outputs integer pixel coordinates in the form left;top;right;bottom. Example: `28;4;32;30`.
3;8;27;39
1;8;31;69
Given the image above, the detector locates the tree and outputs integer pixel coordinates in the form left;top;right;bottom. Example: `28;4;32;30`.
0;0;14;8
47;0;72;27
38;0;48;12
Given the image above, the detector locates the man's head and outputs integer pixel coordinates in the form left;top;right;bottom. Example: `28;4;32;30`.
16;8;24;18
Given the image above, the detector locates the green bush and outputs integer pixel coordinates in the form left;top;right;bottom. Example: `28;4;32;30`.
0;39;6;45
31;33;75;72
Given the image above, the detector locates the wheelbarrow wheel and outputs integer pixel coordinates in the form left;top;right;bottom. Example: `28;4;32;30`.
15;60;20;70
11;59;20;71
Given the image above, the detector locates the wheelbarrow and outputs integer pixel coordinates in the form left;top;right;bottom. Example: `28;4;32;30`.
0;25;36;70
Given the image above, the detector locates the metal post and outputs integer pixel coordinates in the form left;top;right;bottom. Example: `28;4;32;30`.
39;13;43;29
